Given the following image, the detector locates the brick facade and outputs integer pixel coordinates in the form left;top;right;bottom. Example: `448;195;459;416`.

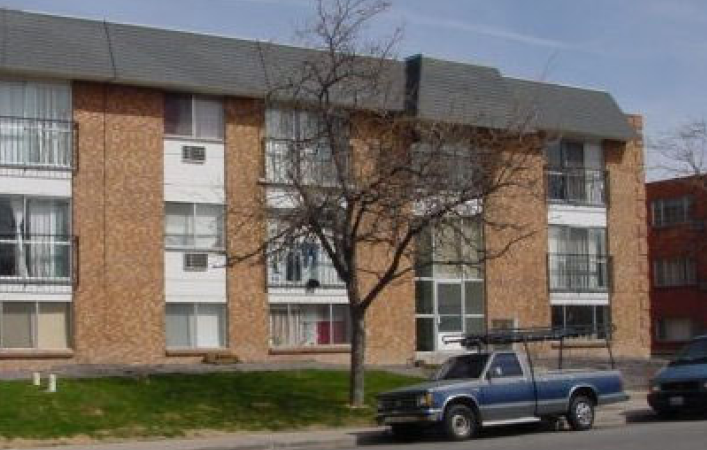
647;173;707;354
0;88;650;370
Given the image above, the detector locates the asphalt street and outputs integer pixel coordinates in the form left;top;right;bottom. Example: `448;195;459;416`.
347;418;707;450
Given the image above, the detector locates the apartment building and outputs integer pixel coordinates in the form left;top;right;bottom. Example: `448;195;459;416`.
0;10;650;370
647;176;707;354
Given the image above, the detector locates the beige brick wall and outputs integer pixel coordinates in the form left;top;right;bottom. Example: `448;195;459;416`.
606;116;651;358
72;82;166;364
485;147;550;330
224;98;270;361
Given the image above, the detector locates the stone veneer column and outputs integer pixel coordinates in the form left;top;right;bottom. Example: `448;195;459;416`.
72;82;166;364
224;97;270;361
606;116;651;358
484;149;549;330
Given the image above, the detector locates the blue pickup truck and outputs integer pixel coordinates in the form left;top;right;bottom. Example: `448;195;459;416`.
649;335;707;416
377;328;628;440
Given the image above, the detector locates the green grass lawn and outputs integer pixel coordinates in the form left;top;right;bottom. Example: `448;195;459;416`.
0;370;421;440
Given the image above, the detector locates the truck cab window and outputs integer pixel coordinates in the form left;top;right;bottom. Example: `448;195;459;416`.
487;353;523;378
434;354;489;380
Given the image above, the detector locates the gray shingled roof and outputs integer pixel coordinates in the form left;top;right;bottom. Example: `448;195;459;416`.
504;77;636;141
0;9;636;141
406;55;516;129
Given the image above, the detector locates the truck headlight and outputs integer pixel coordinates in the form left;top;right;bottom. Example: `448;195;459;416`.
416;392;433;408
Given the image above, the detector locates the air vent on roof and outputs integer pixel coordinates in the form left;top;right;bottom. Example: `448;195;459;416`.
182;145;206;164
184;253;209;271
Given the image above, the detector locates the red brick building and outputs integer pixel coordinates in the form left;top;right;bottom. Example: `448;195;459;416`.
647;176;707;354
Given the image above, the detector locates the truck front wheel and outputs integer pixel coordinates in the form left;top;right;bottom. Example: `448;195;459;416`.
443;404;478;441
567;395;595;431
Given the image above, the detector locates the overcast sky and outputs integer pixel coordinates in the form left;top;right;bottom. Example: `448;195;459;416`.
1;0;705;178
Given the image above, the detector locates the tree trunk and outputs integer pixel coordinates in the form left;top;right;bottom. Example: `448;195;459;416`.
349;305;366;407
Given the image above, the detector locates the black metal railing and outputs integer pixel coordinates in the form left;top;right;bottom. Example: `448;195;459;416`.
267;258;345;289
547;253;611;292
546;167;607;206
264;138;349;187
0;235;75;292
0;116;74;171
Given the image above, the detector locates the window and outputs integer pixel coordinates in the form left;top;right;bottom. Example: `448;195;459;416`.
652;197;692;227
434;354;489;380
165;202;224;250
548;226;609;292
415;218;483;279
0;80;73;169
266;219;344;289
0;302;71;349
552;305;609;338
653;258;696;287
269;304;350;348
487;353;524;378
264;107;348;185
655;318;693;342
0;195;71;281
164;93;223;140
411;143;476;192
545;140;605;205
165;303;226;348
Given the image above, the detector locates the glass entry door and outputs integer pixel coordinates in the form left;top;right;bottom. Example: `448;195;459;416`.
436;282;464;350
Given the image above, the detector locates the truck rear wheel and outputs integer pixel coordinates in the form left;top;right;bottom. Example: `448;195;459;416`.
567;395;595;431
443;404;478;441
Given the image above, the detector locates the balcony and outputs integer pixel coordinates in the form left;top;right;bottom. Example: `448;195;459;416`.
0;116;75;172
264;138;349;187
546;167;607;207
548;253;611;293
268;253;345;290
0;235;75;293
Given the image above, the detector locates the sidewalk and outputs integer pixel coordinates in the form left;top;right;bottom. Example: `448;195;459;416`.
10;391;653;450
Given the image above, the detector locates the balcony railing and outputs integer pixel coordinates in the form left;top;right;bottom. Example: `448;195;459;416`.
0;235;75;292
0;116;75;171
546;167;607;207
548;253;611;293
264;138;349;187
268;257;345;289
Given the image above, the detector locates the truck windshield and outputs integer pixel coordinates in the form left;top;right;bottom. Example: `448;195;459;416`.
434;354;489;380
672;339;707;366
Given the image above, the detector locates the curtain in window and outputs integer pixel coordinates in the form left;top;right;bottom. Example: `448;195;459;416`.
26;199;69;279
165;203;194;247
195;304;225;348
37;302;70;349
165;303;192;347
0;81;71;167
194;204;223;249
193;96;223;140
11;197;27;278
1;302;33;348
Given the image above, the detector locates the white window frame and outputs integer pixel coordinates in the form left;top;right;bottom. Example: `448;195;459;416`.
0;301;72;349
165;303;227;350
165;202;225;252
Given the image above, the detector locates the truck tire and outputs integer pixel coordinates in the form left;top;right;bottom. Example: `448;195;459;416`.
443;404;478;441
567;395;595;431
390;424;423;441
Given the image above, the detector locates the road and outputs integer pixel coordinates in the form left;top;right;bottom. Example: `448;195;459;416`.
348;419;707;450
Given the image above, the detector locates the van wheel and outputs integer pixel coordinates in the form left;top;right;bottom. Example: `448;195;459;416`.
567;395;595;431
443;404;478;441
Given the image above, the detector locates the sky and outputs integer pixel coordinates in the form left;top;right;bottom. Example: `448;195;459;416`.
0;0;705;179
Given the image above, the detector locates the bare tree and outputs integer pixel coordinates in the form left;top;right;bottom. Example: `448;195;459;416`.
228;0;544;407
652;118;707;189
